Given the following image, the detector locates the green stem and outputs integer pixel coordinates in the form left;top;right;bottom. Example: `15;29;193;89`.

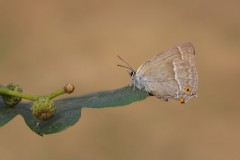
0;87;39;101
47;88;65;100
0;84;73;102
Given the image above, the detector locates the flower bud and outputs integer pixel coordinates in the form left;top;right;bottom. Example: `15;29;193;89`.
31;97;56;120
3;82;22;107
64;83;75;94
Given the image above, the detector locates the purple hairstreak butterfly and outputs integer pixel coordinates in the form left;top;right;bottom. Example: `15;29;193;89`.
118;42;198;103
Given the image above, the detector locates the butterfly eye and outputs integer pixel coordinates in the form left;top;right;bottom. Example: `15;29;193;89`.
129;71;135;77
184;86;191;94
178;98;185;104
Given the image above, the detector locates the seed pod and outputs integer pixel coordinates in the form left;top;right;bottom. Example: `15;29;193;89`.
31;97;56;120
2;82;22;107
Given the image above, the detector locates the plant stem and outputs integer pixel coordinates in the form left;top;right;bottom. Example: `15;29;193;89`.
0;87;39;101
0;84;73;102
47;88;65;100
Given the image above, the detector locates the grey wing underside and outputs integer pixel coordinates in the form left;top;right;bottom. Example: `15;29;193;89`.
135;42;198;101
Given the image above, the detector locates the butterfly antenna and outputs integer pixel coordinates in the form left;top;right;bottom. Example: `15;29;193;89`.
117;64;132;70
117;55;134;71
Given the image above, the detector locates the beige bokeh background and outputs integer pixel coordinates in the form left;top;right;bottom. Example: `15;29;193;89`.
0;0;240;160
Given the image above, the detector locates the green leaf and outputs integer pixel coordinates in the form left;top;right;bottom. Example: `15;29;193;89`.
18;104;81;136
56;86;149;108
0;86;149;135
0;99;18;127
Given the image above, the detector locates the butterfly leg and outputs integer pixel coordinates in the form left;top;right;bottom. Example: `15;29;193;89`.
128;80;132;87
132;79;137;91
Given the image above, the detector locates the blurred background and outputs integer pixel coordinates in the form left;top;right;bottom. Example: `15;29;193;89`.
0;0;240;159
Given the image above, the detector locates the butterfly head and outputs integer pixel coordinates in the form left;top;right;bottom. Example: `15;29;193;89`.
117;55;136;78
129;71;136;77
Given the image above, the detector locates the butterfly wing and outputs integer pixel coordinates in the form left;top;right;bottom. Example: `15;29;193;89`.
134;42;198;103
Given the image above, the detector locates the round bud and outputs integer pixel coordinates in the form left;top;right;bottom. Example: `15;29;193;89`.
2;82;23;107
64;83;75;94
31;97;56;120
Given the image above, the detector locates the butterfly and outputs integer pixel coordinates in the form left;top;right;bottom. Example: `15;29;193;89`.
118;42;198;103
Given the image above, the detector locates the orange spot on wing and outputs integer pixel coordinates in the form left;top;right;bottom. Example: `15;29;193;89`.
179;98;185;104
184;86;191;94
